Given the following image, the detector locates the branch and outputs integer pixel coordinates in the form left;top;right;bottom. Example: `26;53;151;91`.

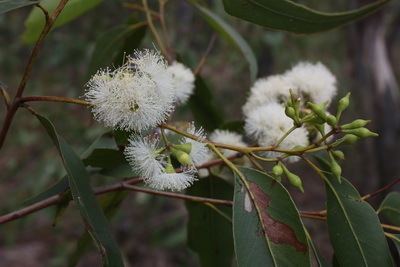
123;184;233;206
20;96;92;106
362;177;400;200
0;154;241;225
0;0;70;150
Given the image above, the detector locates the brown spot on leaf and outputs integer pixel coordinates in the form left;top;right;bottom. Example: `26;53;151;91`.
249;182;307;252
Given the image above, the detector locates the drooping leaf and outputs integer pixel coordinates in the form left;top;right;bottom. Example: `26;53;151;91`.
22;0;103;44
223;0;390;34
320;162;394;266
24;133;116;206
190;2;257;82
234;167;310;266
387;234;400;257
188;76;224;132
0;0;38;14
378;192;400;226
68;191;127;267
186;176;234;267
87;22;147;77
33;111;124;267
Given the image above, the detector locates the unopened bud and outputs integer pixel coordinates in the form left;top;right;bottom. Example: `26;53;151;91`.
173;143;192;154
330;155;342;182
285;106;296;120
171;148;192;165
326;115;337;126
272;164;284;176
307;102;327;121
165;162;176;174
343;128;378;138
337;93;350;117
341;119;370;130
332;150;345;160
343;134;359;144
287;172;304;193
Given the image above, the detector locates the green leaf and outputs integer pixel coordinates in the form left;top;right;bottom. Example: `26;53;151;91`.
233;167;310;266
68;191;127;267
378;192;400;226
386;234;400;256
190;3;257;82
0;0;38;14
186;176;234;267
223;0;390;33
22;0;103;44
322;166;394;266
188;76;224;132
87;22;147;77
33;112;124;267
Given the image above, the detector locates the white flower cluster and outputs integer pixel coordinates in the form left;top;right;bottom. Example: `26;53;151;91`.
124;123;208;191
85;50;195;132
243;62;338;162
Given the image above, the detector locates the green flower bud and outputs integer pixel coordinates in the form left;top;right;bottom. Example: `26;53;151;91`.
343;134;359;144
341;119;370;130
282;165;304;192
285;106;296;120
165;162;176;174
173;143;192;154
332;150;345;160
171;148;192;165
307;102;327;121
326;115;337;126
272;164;284;176
337;93;350;117
329;154;342;182
287;172;304;193
343;128;378;138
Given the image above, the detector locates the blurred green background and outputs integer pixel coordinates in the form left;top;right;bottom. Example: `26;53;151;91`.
1;0;399;266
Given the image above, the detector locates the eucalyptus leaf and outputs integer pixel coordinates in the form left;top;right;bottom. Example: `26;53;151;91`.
223;0;390;33
378;192;400;226
33;111;124;267
0;0;38;14
22;0;103;44
234;167;310;266
190;2;257;82
321;164;394;266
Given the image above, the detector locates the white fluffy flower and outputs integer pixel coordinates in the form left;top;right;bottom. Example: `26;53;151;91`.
242;75;296;116
149;168;197;191
124;136;165;178
124;135;197;191
181;123;211;165
284;62;337;105
210;129;247;157
86;50;175;131
167;61;195;104
244;103;309;162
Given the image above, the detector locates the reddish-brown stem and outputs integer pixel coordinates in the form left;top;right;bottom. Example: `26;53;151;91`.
0;154;241;225
0;0;70;150
362;178;400;200
194;33;217;76
123;184;233;206
20;96;91;106
0;177;143;225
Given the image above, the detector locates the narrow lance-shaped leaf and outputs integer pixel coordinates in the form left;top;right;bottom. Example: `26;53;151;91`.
0;0;39;14
223;0;390;34
378;192;400;226
234;167;310;267
186;176;234;267
33;111;124;267
190;2;258;82
22;0;103;44
316;158;394;266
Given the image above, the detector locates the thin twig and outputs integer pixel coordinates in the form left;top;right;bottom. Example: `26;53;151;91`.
362;178;400;200
194;34;217;75
0;0;70;149
123;184;233;206
20;96;92;106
